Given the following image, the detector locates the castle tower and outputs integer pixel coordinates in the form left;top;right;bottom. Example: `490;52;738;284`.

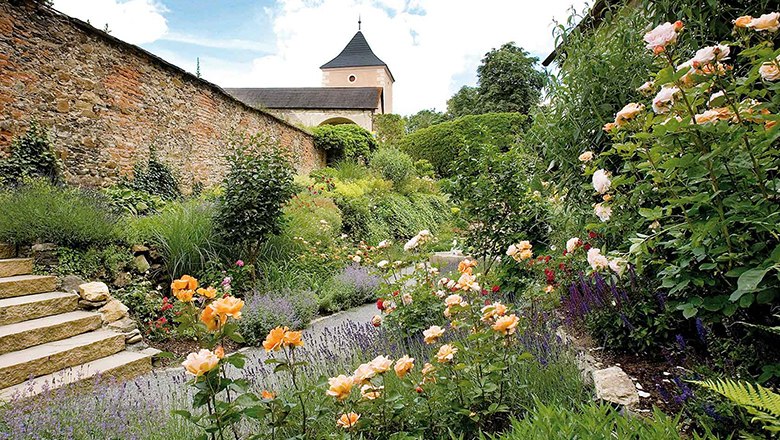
320;21;394;114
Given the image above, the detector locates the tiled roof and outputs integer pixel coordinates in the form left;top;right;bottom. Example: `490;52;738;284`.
320;31;394;80
225;87;382;110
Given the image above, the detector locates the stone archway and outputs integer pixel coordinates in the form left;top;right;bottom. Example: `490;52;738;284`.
319;117;357;126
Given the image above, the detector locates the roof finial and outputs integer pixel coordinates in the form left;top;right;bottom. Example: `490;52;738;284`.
358;15;361;31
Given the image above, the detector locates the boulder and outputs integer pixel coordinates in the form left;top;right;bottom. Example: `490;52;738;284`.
592;366;640;407
108;316;138;333
127;334;143;344
131;244;149;254
79;299;107;309
133;255;150;273
99;299;129;323
78;281;110;302
61;275;86;294
112;271;131;288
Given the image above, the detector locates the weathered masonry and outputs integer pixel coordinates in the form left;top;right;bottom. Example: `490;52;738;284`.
0;0;325;191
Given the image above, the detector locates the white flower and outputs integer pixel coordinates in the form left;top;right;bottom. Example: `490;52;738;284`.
759;57;780;81
653;85;679;114
578;151;594;162
592;169;612;194
505;244;518;257
351;255;362;263
637;81;655;96
643;21;681;52
686;44;730;66
403;235;420;251
566;237;581;254
608;258;628;276
377;240;391;249
377;260;389;269
594;203;612;222
747;12;780;32
587;248;610;271
615;103;644;125
434;290;446;298
402;292;413;305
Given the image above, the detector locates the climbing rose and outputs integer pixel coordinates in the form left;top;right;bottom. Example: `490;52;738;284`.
337;412;360;429
615;103;644;125
592;169;611;194
578;151;594;162
423;325;445;344
377;239;391;249
694;108;733;124
609;258;628;277
644;21;683;53
594;203;612;222
759;57;780;81
747;12;780;32
637;81;655;96
686;44;730;67
436;344;458;363
394;355;415;378
566;237;581;253
587;248;610;271
377;260;389;269
182;349;219;377
326;375;354;400
652;85;679;114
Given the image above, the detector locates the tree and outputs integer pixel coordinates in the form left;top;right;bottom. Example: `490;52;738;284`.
446;86;482;119
403;109;449;133
372;114;405;148
476;42;544;114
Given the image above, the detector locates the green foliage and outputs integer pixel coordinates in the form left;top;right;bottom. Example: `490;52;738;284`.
476;43;545;115
102;186;166;215
113;280;171;334
312;124;378;163
285;191;343;246
489;402;683;440
0;180;119;248
215;133;295;260
238;288;318;345
404;109;449;133
123;155;181;201
370;147;416;187
0;122;60;185
694;379;780;434
127;200;221;281
414;159;435;178
55;245;131;280
316;277;360;313
372;113;406;148
399;112;527;177
447;85;483;118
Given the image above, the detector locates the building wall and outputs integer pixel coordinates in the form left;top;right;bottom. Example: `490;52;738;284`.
0;1;324;191
321;66;393;114
270;108;375;131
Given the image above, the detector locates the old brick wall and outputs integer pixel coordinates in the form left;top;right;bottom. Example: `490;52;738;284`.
0;1;324;191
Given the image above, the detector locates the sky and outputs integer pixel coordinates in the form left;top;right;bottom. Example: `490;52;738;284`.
52;0;589;115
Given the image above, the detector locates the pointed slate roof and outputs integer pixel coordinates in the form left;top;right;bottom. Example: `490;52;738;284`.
321;31;394;80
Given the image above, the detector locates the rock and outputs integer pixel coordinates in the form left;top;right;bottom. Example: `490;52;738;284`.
78;281;110;302
99;299;129;323
131;244;149;253
61;275;86;294
31;243;57;252
108;316;138;333
113;271;130;288
78;299;107;309
148;249;161;261
31;242;58;266
126;334;143;344
592;366;640;407
133;255;150;273
0;243;15;259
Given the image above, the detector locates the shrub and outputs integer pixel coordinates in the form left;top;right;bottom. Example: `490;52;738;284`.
399;112;527;177
122;155;181;201
0;122;60;185
215;133;295;262
285;192;343;246
334;263;382;304
55;245;132;280
370;147;416;187
0;180;119;248
316;276;360;313
126;200;221;280
372;113;405;148
238;287;317;346
102;186;166;216
312;124;378;163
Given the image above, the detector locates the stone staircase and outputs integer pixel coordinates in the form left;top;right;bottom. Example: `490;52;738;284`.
0;244;153;400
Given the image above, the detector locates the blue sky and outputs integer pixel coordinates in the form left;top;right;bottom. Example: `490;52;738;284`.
53;0;588;115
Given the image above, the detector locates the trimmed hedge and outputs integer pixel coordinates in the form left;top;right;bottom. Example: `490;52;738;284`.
398;112;527;177
312;124;378;163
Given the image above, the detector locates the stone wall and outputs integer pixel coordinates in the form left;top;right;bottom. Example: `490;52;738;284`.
271;108;376;131
0;1;324;191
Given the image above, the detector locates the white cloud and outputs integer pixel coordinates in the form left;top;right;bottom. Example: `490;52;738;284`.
161;32;275;53
53;0;168;45
205;0;587;115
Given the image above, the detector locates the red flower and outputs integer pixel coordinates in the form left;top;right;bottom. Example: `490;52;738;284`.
588;231;598;239
484;299;491;306
376;298;385;310
544;268;555;284
161;303;173;312
481;289;488;296
563;250;568;256
491;285;500;293
559;263;566;271
584;243;592;251
392;290;400;297
158;316;168;324
544;255;551;263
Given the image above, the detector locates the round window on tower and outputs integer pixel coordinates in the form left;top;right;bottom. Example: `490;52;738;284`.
348;74;356;83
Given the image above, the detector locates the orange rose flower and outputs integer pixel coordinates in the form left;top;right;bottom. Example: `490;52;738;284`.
200;305;227;331
394;355;414;378
492;314;520;335
326;375;354;401
196;286;218;299
171;275;198;291
263;326;287;352
212;296;244;320
261;390;276;399
174;289;195;303
283;330;304;348
336;412;360;429
214;345;225;359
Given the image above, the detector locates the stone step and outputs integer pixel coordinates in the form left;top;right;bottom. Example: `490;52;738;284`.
0;274;58;299
0;244;15;259
0;311;102;355
0;258;32;278
0;330;125;389
0;291;78;325
0;350;153;401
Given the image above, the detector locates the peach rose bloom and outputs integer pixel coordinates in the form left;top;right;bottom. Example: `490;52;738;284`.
587;248;610;271
212;296;244;320
171;274;198;292
481;302;507;322
694;108;732;124
457;259;477;274
578;151;594;162
283;330;303;348
261;390;276;399
394;355;415;378
200;305;227;331
370;314;382;327
519;249;533;260
337;412;360;429
262;326;287;352
592;169;611;194
422;362;435;376
733;15;753;28
182;349;219;376
214;345;225;359
652;85;679;114
369;355;393;374
492;314;520;335
760;60;780;81
436;344;457;363
636;81;655;96
174;289;194;303
423;325;445;344
444;294;464;307
352;363;377;384
594;203;612;222
545;285;555;294
603;122;617;132
456;272;480;292
643;21;681;52
196;286;217;299
360;384;383;400
615;103;644;126
566;237;581;253
747;12;780;32
327;375;354;400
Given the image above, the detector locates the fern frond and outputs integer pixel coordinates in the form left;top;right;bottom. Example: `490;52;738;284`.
693;378;780;432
